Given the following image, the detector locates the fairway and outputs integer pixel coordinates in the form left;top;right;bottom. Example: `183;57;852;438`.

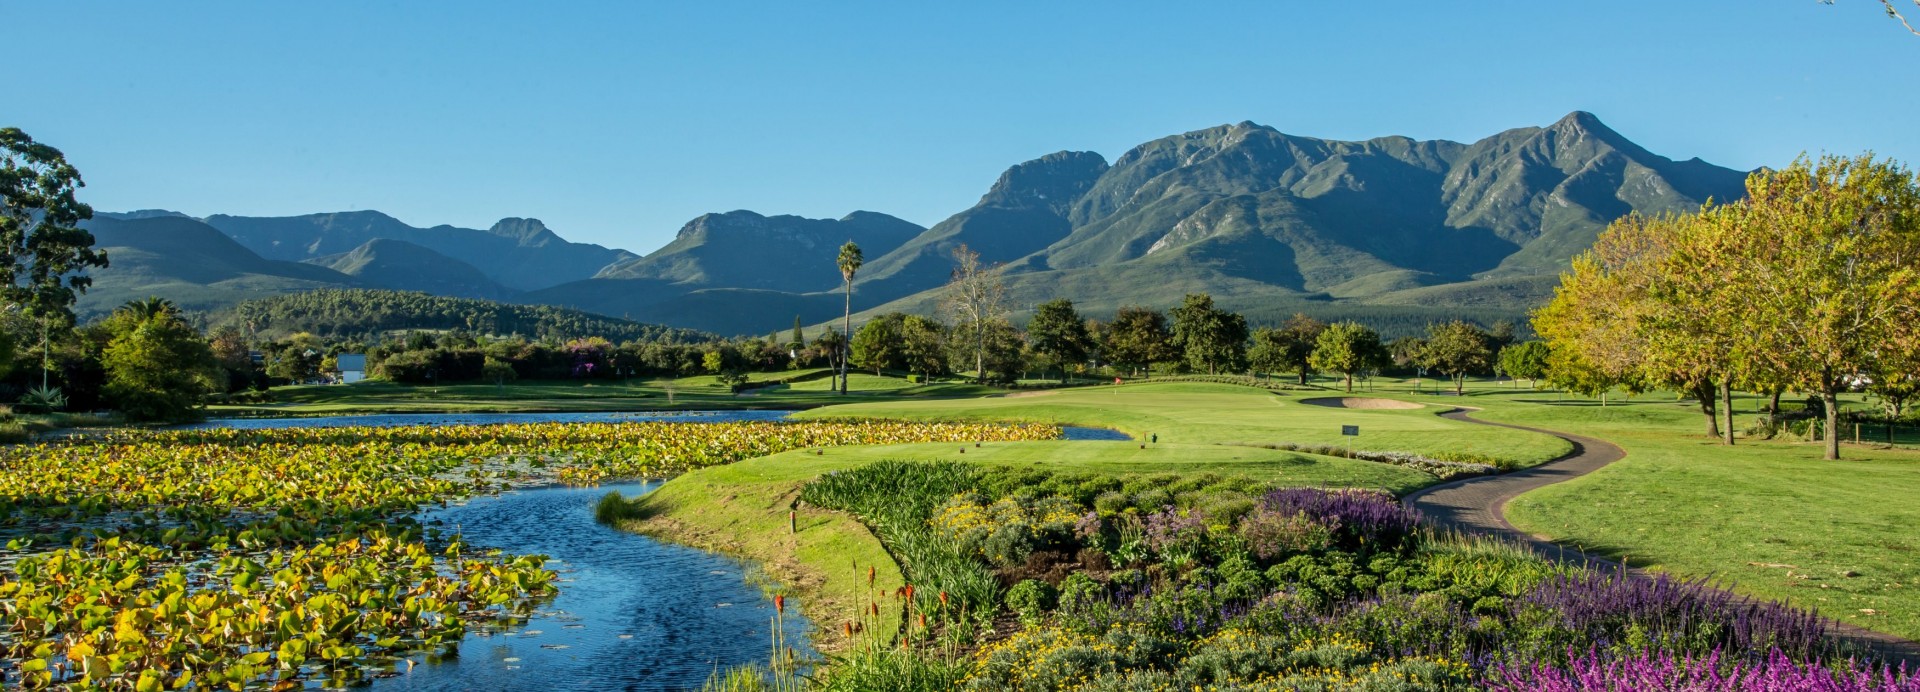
795;381;1572;468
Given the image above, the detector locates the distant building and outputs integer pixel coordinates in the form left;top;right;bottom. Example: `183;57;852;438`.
336;354;368;384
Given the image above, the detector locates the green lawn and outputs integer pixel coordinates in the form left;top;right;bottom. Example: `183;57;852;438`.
794;381;1572;468
1414;388;1920;641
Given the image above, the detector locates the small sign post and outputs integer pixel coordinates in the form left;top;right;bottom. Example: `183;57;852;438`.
1341;425;1359;454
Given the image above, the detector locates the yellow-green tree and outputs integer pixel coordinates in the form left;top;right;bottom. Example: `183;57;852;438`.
101;299;222;422
1736;154;1920;460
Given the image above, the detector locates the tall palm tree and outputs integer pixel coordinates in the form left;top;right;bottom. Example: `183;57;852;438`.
835;241;863;395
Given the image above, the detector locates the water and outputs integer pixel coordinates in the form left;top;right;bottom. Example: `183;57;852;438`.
378;481;808;691
174;410;1125;690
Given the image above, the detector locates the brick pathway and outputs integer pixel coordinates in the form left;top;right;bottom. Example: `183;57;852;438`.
1405;407;1920;666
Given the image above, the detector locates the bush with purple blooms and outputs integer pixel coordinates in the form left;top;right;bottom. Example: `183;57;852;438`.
1261;487;1423;554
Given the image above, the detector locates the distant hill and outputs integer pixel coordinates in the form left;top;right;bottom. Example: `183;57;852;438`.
76;216;362;319
200;211;634;291
306;239;514;301
89;111;1750;337
225;289;711;342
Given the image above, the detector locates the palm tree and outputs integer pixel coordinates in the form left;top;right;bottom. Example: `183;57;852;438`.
122;296;180;321
835;241;863;395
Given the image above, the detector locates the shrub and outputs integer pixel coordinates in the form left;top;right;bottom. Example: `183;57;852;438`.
1236;508;1338;562
1261;488;1421;554
1007;579;1058;626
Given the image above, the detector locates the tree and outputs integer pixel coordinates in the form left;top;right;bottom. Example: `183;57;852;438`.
1819;0;1919;37
2;128;110;389
1246;328;1289;382
1274;314;1326;384
789;316;805;352
947;317;1024;384
1026;299;1092;383
704;346;749;389
1735;154;1920;460
483;355;518;388
812;327;847;379
940;244;1010;384
898;314;948;381
1498;341;1553;387
1104;306;1175;378
1309;321;1389;393
1169;293;1248;375
100;299;221;422
851;313;908;375
835;241;864;394
1419;321;1492;395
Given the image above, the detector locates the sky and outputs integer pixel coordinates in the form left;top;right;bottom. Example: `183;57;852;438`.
6;1;1916;253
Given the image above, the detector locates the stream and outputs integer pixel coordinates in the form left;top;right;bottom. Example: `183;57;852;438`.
179;410;1127;690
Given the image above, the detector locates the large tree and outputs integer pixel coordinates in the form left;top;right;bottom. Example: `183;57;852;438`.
100;299;221;422
940;244;1010;384
898;314;949;381
1309;321;1388;393
1103;306;1175;378
1737;154;1920;460
835;241;863;394
1419;321;1492;395
1169;293;1248;375
850;312;908;375
1026;298;1092;383
2;128;109;389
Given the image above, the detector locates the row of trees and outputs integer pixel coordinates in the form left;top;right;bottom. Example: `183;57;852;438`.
1535;153;1920;459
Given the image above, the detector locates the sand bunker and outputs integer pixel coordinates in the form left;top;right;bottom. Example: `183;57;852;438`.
1297;397;1425;410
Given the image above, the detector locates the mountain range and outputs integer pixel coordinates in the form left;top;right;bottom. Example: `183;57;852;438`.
80;111;1750;335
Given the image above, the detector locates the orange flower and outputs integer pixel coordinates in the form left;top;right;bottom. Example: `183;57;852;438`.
774;594;785;614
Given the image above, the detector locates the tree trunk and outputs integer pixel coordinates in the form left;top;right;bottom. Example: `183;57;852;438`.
1345;372;1354;393
1694;380;1721;438
1823;386;1842;461
1722;380;1736;446
1769;389;1782;414
1297;369;1307;386
1454;373;1464;396
841;280;852;395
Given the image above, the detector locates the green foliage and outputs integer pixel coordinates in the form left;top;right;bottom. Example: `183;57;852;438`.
100;299;222;422
16;384;67;414
1006;579;1058;626
227;288;709;342
0;128;108;327
851;312;908;374
1419;321;1493;394
1170;293;1249;375
1498;341;1553;383
1308;320;1388;392
1026;298;1092;383
1103;306;1176;376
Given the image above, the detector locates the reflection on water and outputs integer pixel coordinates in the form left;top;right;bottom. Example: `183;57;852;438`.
378;481;810;691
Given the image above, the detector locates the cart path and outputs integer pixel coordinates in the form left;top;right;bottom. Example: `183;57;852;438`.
1404;406;1920;666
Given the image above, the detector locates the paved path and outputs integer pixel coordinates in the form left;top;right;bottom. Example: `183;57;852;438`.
1405;407;1920;666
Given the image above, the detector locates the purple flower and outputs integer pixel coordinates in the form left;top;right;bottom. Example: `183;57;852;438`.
1492;648;1920;691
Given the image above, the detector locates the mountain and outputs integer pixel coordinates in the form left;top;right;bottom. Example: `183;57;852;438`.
85;111;1749;337
594;210;924;292
75;216;363;319
524;210;924;332
820;111;1747;334
305;239;514;301
200;211;635;291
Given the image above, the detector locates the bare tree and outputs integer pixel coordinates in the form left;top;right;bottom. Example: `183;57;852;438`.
939;244;1009;384
1822;0;1919;36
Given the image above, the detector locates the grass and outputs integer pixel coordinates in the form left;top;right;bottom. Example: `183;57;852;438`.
793;381;1572;468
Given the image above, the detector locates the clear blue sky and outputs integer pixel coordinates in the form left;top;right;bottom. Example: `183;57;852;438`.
7;1;1915;253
